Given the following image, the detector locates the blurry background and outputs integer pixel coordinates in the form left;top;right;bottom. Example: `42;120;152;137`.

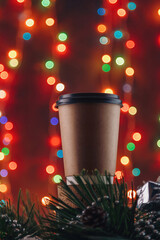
0;0;160;203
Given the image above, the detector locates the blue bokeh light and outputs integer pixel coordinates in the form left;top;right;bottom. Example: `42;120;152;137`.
0;169;8;177
128;2;136;11
57;150;63;158
97;8;106;16
0;116;8;124
114;30;123;39
50;117;59;125
132;168;141;176
23;32;31;40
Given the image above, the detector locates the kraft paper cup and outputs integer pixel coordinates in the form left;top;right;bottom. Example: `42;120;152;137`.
56;93;122;178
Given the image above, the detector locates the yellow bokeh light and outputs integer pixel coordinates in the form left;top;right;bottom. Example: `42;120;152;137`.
115;171;123;180
102;54;111;63
17;0;25;2
132;132;141;141
0;152;5;161
97;24;107;33
1;71;8;80
25;18;34;27
9;59;19;68
8;50;17;59
117;8;126;17
158;9;160;16
105;88;114;94
127;190;136;199
120;156;129;165
56;83;65;92
47;76;56;85
0;90;7;99
0;64;4;72
129;106;137;115
56;44;66;53
46;18;55;26
121;103;129;112
41;196;50;206
109;0;117;4
125;67;134;76
0;184;7;193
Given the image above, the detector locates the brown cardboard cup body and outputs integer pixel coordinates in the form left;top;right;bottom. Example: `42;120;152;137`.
58;102;121;177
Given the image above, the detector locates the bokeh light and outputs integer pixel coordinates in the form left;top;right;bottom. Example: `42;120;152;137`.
0;152;5;161
57;150;63;158
104;88;114;94
41;196;50;206
115;171;123;180
127;190;136;199
115;57;125;65
114;30;123;39
0;169;8;177
102;64;111;72
8;50;17;58
56;83;65;92
0;116;8;124
25;18;34;27
125;67;134;76
99;36;109;45
1;71;9;80
47;76;56;85
5;122;13;130
50;117;59;125
9;161;17;170
0;184;7;193
45;60;54;69
4;133;13;143
121;103;129;112
41;0;50;7
123;83;132;93
108;0;117;4
23;32;31;40
46;18;55;26
120;156;129;165
126;40;135;49
158;9;160;16
132;168;141;176
52;103;59;112
1;147;10;155
127;142;135;151
50;136;61;147
53;175;62;183
132;132;141;141
129;106;137;115
58;33;68;41
127;2;136;11
97;24;107;33
102;55;111;63
17;0;25;2
157;139;160;147
117;8;126;17
46;165;55;174
56;44;66;53
0;64;4;72
97;8;106;16
0;90;7;99
9;59;19;68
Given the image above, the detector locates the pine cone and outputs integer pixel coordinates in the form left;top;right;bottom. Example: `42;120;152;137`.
81;205;108;228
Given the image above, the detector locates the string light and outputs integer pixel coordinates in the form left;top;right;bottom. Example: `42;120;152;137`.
41;196;50;206
97;24;107;33
117;9;126;17
46;165;55;174
121;103;129;112
132;132;141;141
127;190;136;199
46;18;55;26
56;83;65;92
0;64;4;72
115;171;123;180
50;117;59;126
0;152;5;161
47;76;56;85
129;106;137;115
9;161;17;170
1;71;9;80
115;57;125;65
5;122;13;130
97;8;106;16
58;33;68;41
23;32;31;40
56;44;66;53
1;147;10;155
50;136;61;147
99;36;109;45
102;64;111;72
132;168;141;176
45;60;54;69
17;0;25;2
108;0;117;4
41;0;51;7
157;139;160;147
25;19;34;27
52;103;59;112
127;2;136;11
8;50;17;58
0;90;7;99
104;88;114;94
127;142;135;151
114;30;123;39
52;175;62;183
120;156;130;165
0;184;7;193
125;67;134;76
0;116;8;124
57;150;63;158
126;40;135;49
9;59;19;68
102;54;111;63
0;169;8;177
158;9;160;16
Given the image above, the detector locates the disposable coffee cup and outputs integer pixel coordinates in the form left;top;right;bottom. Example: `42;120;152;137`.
56;93;122;178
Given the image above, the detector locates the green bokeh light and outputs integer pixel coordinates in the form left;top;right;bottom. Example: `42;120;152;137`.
127;142;135;151
41;0;50;7
45;60;54;69
53;175;62;184
157;139;160;148
116;57;125;66
1;147;9;155
58;33;68;42
102;64;111;72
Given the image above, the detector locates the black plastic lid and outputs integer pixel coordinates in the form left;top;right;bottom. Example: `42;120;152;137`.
56;93;122;108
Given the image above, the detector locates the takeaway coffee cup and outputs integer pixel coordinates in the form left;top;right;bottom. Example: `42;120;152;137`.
56;93;122;179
